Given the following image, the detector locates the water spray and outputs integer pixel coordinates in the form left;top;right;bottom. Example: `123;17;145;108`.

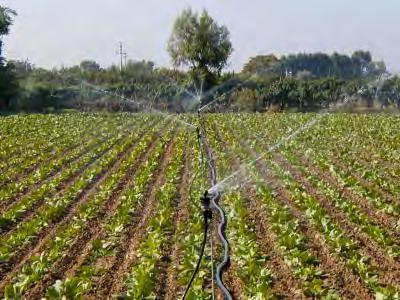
208;95;355;195
81;81;197;130
198;74;258;113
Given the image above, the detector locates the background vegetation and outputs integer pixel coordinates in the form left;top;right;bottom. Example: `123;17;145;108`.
1;6;399;113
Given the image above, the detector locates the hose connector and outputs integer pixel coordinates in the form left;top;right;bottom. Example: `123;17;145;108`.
201;191;213;221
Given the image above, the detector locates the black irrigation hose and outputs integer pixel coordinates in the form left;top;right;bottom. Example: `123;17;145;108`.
210;192;232;300
197;112;232;300
181;193;212;300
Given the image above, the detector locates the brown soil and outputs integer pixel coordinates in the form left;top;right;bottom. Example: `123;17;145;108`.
214;215;225;300
327;153;400;207
212;125;303;299
273;152;400;287
224;262;246;299
22;125;169;299
293;150;400;239
0;120;118;214
0;127;155;292
215;119;372;299
244;187;307;299
155;141;189;299
162;144;191;300
0;134;125;237
92;130;177;298
255;158;373;300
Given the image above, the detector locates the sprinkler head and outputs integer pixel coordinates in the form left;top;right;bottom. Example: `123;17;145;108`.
200;191;212;220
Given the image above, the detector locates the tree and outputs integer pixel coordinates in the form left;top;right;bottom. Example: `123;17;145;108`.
379;76;400;109
10;59;34;77
331;52;353;79
123;60;154;81
351;50;372;75
242;55;280;76
79;60;101;73
0;6;16;58
0;6;17;109
0;62;18;109
167;8;233;87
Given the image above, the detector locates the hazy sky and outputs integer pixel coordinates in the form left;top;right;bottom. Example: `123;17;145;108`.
2;0;400;72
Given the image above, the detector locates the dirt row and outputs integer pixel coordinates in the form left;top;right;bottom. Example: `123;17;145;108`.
214;122;373;299
256;157;373;299
314;149;400;207
0;117;106;170
1;121;104;187
162;142;191;300
0;132;132;237
212;125;304;299
273;152;400;286
24;126;175;299
207;124;242;300
0;122;139;215
1;124;201;300
94;129;179;298
293;149;400;238
0;123;162;291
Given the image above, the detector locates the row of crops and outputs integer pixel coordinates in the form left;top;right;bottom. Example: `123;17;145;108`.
0;112;399;299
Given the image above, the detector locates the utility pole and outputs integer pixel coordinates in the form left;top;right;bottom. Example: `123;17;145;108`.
123;53;128;68
117;42;127;72
25;58;30;72
119;42;123;72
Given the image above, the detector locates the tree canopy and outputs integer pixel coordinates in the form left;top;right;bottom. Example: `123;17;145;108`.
0;6;16;59
0;6;16;36
242;51;386;80
167;8;233;86
0;6;18;109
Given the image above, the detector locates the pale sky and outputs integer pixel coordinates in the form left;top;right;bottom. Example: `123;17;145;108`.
2;0;400;72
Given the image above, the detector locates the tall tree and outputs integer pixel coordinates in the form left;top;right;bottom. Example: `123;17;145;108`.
79;60;101;73
242;55;280;76
0;6;16;58
379;76;400;109
167;8;233;87
351;50;372;76
0;6;18;110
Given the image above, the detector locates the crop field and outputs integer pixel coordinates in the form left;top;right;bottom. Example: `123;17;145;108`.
0;112;399;299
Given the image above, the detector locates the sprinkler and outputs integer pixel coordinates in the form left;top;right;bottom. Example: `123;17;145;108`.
181;192;213;300
201;191;213;221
